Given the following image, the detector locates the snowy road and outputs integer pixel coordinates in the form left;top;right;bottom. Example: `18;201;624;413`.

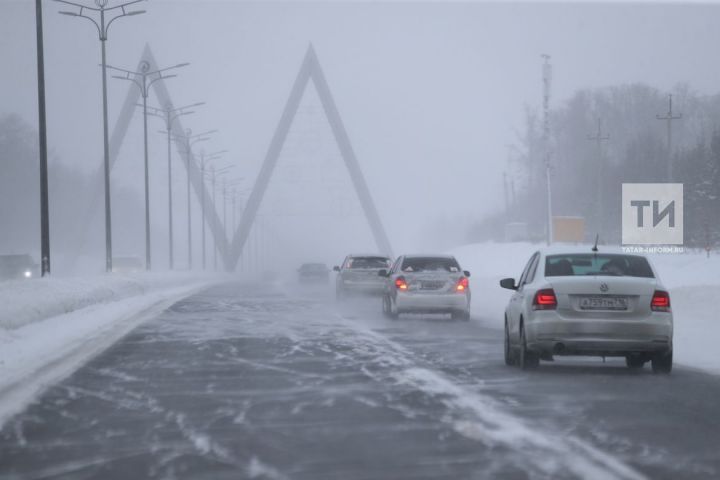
1;282;719;479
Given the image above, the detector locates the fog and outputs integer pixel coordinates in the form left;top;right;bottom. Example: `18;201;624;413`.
2;0;720;275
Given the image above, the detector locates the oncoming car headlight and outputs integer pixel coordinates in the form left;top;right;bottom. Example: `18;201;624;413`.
24;270;32;278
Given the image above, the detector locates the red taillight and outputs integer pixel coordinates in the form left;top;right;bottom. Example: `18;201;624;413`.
395;277;408;290
456;277;469;292
651;290;671;312
533;288;557;310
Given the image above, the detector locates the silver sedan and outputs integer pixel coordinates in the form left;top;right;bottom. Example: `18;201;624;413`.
500;247;673;373
380;255;471;320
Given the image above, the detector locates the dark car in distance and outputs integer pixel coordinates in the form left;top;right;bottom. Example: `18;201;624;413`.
297;263;330;284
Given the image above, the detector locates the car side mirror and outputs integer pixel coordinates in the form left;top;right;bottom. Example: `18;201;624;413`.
333;266;340;272
378;269;388;277
463;270;471;278
499;278;517;290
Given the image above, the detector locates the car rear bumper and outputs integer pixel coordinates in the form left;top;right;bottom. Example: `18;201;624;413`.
395;292;470;313
339;280;385;294
526;312;673;356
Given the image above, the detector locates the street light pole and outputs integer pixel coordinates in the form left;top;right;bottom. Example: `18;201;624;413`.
148;102;203;269
36;0;51;276
174;129;215;270
55;0;146;273
108;61;188;271
199;150;227;270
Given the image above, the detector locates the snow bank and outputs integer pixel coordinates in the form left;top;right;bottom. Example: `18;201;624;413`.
0;272;216;329
448;242;720;375
0;272;222;426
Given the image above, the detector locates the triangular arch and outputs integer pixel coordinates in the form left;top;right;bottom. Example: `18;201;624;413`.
227;45;393;271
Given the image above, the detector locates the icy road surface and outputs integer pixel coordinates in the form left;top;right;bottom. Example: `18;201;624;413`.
1;282;719;479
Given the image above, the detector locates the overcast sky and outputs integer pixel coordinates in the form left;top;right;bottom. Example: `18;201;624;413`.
2;0;720;258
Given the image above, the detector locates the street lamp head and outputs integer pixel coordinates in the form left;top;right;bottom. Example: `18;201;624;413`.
175;63;190;69
58;11;79;16
126;10;146;16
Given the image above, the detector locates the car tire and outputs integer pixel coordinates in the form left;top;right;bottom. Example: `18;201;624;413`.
451;309;470;321
504;321;516;366
383;295;398;319
651;351;673;374
519;325;539;370
625;355;645;369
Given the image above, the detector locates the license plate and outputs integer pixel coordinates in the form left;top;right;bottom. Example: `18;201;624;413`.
421;281;445;290
579;296;628;311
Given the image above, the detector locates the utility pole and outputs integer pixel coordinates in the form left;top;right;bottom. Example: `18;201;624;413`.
36;0;51;276
587;118;610;236
656;94;682;182
541;54;553;245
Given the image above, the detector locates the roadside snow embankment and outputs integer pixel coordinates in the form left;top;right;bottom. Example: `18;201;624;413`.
448;242;720;375
0;272;212;329
0;272;221;426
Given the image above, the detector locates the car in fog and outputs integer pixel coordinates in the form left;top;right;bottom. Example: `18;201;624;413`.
0;254;38;281
500;247;673;373
379;255;471;320
334;254;392;299
297;263;330;284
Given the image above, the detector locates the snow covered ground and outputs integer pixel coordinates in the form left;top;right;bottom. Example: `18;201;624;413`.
449;242;720;376
0;273;220;426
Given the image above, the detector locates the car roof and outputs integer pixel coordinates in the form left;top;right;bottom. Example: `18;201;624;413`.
347;253;391;258
538;245;639;256
401;254;457;259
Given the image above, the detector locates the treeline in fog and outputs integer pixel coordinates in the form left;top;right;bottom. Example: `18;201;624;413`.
470;84;720;248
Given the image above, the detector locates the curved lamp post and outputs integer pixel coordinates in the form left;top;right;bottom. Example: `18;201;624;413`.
108;60;188;270
55;0;146;273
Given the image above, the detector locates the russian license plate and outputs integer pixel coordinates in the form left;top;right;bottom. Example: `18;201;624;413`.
421;281;445;290
579;296;628;311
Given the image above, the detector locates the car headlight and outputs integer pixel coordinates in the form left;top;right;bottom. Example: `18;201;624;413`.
24;270;32;278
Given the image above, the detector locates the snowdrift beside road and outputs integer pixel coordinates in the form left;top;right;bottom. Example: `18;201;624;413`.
0;272;221;426
0;272;214;329
449;242;720;375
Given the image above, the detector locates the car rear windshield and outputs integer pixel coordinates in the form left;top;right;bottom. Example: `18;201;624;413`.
401;257;460;273
346;257;391;269
545;254;654;278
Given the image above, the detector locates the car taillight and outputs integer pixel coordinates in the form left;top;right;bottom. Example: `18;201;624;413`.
533;288;557;310
395;277;408;290
651;290;671;312
456;277;469;292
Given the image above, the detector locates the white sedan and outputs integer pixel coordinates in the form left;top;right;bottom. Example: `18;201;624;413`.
380;255;471;320
500;247;673;373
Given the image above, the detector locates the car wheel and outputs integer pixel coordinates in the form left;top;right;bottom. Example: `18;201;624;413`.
651;351;673;374
625;355;645;369
383;295;398;319
519;325;539;370
504;321;516;366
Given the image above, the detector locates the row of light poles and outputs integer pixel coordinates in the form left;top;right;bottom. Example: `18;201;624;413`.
53;0;231;272
55;0;146;273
